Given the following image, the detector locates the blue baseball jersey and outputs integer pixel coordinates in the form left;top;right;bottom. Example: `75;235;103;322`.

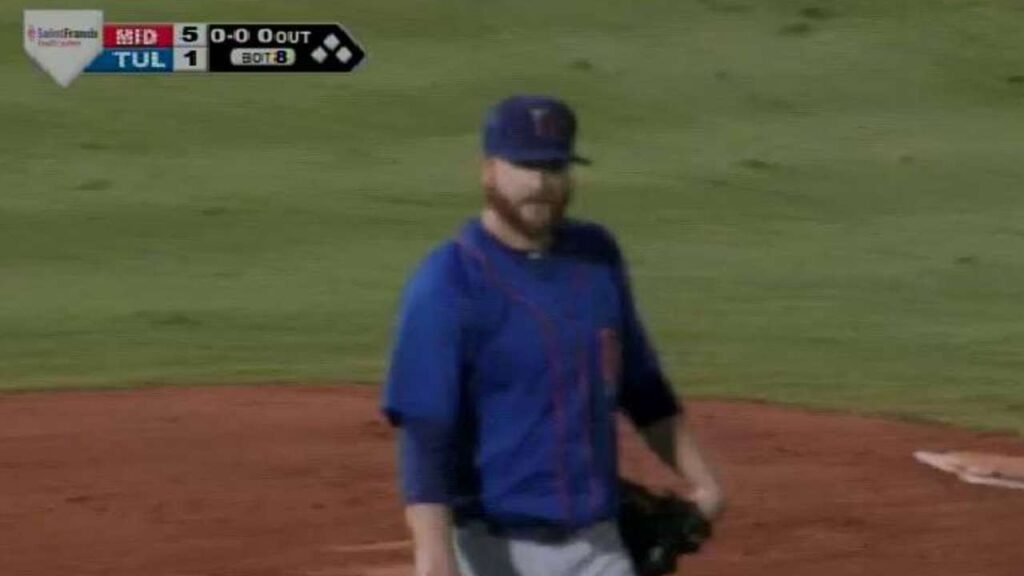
381;217;680;530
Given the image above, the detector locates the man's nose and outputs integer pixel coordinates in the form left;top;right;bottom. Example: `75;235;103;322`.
523;169;544;190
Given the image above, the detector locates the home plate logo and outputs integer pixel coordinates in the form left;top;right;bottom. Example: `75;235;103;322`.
24;10;103;87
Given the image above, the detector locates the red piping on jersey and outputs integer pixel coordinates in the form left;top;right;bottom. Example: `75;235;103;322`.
570;264;601;518
455;237;574;525
578;347;600;516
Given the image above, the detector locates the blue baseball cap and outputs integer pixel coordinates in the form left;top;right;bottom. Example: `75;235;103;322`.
482;95;591;167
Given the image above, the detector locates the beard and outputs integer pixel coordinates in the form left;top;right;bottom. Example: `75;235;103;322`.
485;186;571;241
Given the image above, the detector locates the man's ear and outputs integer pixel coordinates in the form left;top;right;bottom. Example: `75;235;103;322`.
481;157;496;190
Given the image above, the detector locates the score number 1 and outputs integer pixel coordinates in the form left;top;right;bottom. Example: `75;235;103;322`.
173;23;209;72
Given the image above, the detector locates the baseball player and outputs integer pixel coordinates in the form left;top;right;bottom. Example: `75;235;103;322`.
382;95;725;576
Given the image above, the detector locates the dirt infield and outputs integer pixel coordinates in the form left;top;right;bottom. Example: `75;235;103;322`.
2;385;1023;576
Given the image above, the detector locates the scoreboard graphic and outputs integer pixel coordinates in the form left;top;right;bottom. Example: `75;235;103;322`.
24;10;367;87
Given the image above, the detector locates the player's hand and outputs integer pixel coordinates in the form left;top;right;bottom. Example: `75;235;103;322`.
406;504;461;576
413;546;461;576
415;559;460;576
690;483;726;522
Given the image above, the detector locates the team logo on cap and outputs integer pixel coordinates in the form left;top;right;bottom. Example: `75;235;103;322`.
529;107;566;140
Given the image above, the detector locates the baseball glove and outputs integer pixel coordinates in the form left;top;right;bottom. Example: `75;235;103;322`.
617;478;712;576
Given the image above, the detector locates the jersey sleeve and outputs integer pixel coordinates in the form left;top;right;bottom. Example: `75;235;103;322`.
382;246;465;428
381;247;466;504
606;234;682;428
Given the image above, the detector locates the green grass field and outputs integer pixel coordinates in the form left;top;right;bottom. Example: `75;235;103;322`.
2;1;1023;433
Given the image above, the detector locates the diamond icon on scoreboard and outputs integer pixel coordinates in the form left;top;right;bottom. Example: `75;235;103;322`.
311;47;328;64
323;34;341;51
336;47;353;64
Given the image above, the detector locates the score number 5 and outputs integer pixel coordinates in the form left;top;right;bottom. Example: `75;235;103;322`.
174;23;208;47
